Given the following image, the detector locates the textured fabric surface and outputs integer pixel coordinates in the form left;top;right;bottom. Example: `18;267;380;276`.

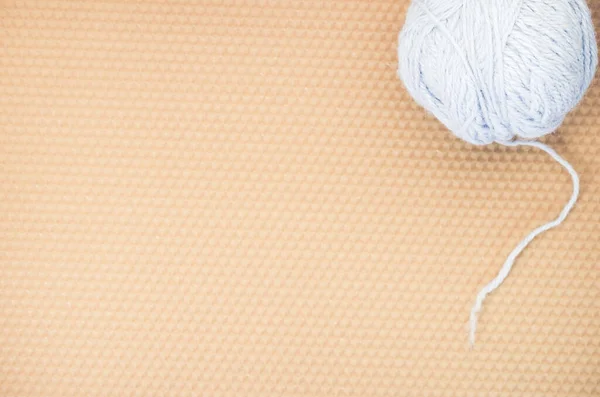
1;1;599;396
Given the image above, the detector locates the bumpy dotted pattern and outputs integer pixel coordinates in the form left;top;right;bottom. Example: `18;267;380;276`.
1;1;599;396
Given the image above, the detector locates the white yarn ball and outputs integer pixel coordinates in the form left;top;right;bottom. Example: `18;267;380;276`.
398;0;598;145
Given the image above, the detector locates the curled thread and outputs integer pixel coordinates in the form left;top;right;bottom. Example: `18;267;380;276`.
469;140;580;346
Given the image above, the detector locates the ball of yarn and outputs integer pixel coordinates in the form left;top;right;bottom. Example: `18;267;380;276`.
398;0;598;145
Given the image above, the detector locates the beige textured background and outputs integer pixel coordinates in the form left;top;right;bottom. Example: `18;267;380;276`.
1;1;599;396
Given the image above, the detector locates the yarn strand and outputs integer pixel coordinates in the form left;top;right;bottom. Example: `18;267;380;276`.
469;140;580;346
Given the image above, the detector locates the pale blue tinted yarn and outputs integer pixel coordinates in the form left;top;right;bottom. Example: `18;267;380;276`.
398;0;597;145
397;0;598;345
469;140;580;346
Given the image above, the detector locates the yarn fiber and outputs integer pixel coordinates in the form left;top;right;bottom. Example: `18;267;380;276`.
398;0;597;145
397;0;598;345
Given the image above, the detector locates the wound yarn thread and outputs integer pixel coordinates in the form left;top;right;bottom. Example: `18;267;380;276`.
397;0;598;345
